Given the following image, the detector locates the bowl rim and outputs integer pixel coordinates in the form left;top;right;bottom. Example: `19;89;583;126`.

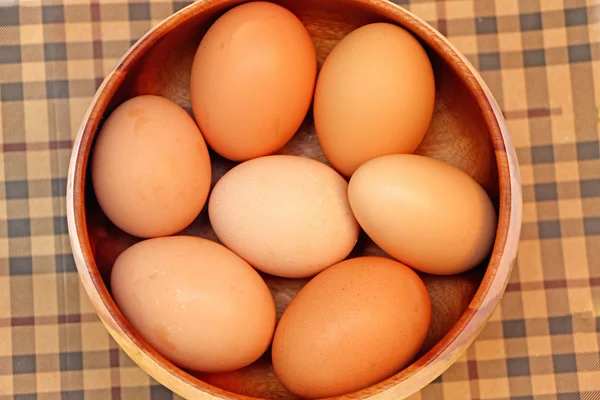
66;0;523;398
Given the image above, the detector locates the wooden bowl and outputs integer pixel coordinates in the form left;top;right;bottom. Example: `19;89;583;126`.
67;0;522;398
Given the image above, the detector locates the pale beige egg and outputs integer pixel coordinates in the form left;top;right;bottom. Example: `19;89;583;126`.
209;155;359;278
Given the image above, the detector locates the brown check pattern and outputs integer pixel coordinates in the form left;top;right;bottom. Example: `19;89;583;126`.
0;0;598;398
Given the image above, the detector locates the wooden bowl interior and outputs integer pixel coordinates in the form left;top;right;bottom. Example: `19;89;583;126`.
81;0;501;398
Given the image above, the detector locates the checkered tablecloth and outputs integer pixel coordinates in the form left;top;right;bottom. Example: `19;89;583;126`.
0;0;598;399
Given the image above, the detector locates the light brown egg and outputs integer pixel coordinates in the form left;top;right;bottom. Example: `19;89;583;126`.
110;236;276;373
190;2;317;161
91;95;211;238
272;256;431;399
314;23;435;177
209;155;359;278
349;154;497;275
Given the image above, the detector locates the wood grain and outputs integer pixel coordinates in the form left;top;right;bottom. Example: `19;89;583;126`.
66;0;522;399
418;267;485;356
196;357;299;400
415;55;498;197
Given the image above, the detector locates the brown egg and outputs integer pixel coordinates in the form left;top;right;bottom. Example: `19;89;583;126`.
209;155;359;278
111;236;276;373
314;23;435;177
272;257;431;399
190;2;317;161
91;95;211;238
349;154;497;275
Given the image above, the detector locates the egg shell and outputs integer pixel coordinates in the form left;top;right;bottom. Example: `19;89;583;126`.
91;95;211;238
209;155;359;278
314;23;435;177
349;154;497;275
110;236;276;373
272;256;431;399
190;2;317;161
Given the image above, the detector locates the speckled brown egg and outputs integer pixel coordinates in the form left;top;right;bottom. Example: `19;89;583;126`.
272;256;431;399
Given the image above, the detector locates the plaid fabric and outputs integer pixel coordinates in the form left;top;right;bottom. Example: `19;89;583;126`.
0;0;598;398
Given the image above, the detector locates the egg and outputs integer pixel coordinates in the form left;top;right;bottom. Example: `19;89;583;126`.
314;23;435;177
209;155;359;278
92;95;211;238
272;256;431;399
349;154;497;275
110;236;276;373
190;2;317;161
